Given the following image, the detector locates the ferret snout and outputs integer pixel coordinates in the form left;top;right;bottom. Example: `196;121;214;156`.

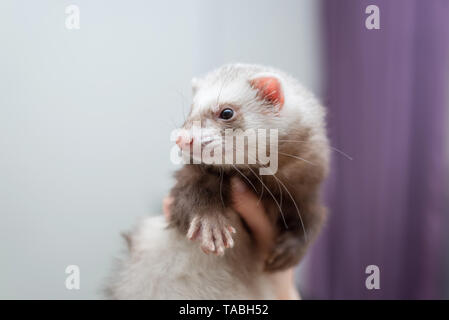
176;130;193;151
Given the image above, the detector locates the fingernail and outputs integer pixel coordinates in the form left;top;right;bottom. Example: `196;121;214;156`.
232;178;247;193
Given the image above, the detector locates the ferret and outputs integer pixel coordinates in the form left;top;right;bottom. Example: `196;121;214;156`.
106;63;330;299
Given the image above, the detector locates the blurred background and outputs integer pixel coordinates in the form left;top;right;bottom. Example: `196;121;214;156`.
0;0;447;299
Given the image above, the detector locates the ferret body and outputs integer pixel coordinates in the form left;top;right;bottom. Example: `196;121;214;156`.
107;64;329;299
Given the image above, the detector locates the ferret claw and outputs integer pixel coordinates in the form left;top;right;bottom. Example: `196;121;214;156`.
187;214;236;256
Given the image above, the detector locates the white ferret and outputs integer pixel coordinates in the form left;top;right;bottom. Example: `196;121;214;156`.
106;64;329;299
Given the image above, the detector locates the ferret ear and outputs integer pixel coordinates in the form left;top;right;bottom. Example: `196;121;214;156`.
191;77;200;96
249;74;284;109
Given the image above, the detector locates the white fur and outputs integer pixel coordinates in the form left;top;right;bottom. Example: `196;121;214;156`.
106;214;275;299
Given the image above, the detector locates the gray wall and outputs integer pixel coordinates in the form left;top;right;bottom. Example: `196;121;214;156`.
0;0;321;299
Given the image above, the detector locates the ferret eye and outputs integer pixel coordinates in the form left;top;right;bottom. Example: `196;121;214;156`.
219;108;234;120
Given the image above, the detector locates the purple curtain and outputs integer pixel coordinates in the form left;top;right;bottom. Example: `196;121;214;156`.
305;0;449;299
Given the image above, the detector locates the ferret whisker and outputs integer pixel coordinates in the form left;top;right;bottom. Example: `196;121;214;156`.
276;175;283;209
216;82;225;106
216;71;233;105
278;139;307;143
244;153;293;234
230;148;266;205
246;147;307;237
256;173;264;205
219;167;225;209
247;147;307;238
277;151;316;166
328;146;353;160
272;173;308;241
245;165;288;229
244;150;284;214
231;164;258;195
278;140;353;161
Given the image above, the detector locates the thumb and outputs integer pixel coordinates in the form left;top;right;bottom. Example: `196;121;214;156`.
230;177;275;257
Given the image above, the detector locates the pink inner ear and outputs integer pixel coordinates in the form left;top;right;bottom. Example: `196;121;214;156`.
250;76;284;108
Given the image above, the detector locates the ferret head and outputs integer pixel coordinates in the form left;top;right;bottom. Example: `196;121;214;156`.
174;64;328;176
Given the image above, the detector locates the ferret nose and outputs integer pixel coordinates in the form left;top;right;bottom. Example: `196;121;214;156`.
176;133;193;150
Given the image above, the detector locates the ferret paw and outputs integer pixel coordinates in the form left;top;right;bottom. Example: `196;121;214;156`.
186;215;236;256
264;234;305;272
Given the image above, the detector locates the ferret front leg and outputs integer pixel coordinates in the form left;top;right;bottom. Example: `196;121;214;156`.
187;213;236;256
169;166;236;256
